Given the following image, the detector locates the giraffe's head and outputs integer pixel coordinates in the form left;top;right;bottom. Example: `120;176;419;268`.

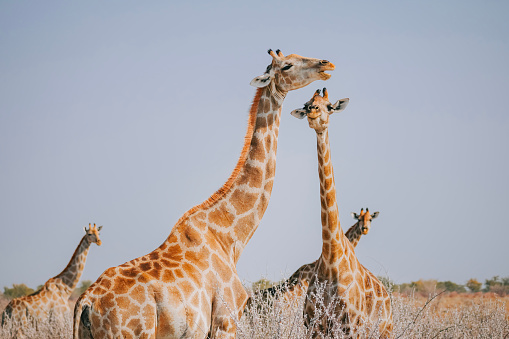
290;88;349;132
84;223;103;246
351;208;379;235
250;49;335;92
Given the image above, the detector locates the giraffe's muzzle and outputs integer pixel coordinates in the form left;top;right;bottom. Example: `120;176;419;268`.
318;61;335;80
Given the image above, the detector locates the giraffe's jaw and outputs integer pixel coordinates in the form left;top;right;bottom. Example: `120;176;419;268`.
319;71;332;80
318;62;335;80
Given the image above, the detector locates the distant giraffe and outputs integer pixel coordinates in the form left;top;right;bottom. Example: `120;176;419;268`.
1;224;102;328
252;208;380;303
347;208;379;248
292;88;392;337
73;50;335;339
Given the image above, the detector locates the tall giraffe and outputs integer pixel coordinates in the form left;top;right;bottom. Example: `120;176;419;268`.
252;208;380;303
291;89;392;337
1;224;102;327
73;50;335;339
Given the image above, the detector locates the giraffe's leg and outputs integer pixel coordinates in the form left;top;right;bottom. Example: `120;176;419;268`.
209;286;248;339
209;314;238;339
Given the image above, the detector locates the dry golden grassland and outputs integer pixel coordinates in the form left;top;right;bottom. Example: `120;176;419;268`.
398;291;509;318
1;291;508;338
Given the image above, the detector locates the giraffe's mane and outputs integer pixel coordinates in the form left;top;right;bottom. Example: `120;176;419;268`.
173;88;263;227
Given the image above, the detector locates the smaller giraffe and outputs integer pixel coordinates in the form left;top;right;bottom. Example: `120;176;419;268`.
1;224;102;329
252;208;380;303
293;88;392;337
347;208;379;248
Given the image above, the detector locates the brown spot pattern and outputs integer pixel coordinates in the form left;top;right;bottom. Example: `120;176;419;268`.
208;204;235;227
230;189;257;214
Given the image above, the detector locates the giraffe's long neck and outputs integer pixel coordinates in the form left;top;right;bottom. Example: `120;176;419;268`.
219;86;285;261
175;86;286;264
316;129;350;265
53;236;91;294
345;221;363;248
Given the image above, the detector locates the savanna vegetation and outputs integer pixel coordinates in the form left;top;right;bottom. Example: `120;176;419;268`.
1;277;508;338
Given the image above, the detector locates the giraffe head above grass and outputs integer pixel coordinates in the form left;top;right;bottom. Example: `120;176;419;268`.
351;208;379;235
84;223;102;246
251;50;335;94
290;88;349;132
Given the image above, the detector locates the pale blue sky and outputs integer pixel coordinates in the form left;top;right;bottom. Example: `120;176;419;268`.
1;1;508;290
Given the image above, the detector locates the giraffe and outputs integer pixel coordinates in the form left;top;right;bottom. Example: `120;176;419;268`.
73;49;335;339
291;88;392;337
252;208;380;304
1;224;102;329
347;208;379;248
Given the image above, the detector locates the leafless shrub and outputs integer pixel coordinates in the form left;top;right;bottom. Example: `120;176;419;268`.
237;280;308;338
237;281;509;339
238;280;384;339
0;312;72;339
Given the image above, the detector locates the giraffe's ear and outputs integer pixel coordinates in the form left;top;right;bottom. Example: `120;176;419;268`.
351;212;359;220
330;98;349;113
250;73;272;88
371;211;380;219
290;108;307;120
97;225;103;231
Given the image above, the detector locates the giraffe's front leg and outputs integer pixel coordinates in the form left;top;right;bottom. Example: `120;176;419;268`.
209;285;248;339
209;314;238;339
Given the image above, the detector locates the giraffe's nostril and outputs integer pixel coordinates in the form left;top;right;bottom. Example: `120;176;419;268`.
320;60;329;65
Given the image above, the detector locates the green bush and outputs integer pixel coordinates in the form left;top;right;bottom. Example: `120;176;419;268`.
395;279;467;295
3;284;35;299
483;276;509;295
437;281;466;293
466;278;482;292
377;276;395;293
251;278;274;292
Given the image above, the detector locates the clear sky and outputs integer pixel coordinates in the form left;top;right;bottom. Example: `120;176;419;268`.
1;1;508;290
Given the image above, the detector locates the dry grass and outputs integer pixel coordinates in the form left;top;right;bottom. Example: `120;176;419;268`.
391;291;508;338
1;290;508;338
0;312;72;339
399;291;509;318
238;283;509;339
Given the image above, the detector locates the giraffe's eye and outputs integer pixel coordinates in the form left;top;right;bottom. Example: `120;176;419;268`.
282;64;293;71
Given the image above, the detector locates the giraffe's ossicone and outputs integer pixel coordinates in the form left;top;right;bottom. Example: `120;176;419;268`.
1;224;102;334
73;50;335;339
291;89;393;338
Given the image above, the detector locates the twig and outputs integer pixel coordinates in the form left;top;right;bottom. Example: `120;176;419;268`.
395;290;446;339
430;325;455;339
